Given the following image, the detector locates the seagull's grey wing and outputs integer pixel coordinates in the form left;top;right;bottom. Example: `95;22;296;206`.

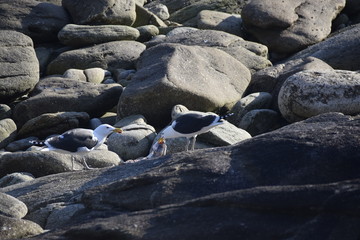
46;129;98;152
173;113;218;134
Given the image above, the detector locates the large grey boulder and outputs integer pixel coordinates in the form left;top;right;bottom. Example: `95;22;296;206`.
62;0;136;25
47;41;146;75
0;31;39;103
288;23;360;71
117;43;251;127
0;119;17;149
242;0;346;54
0;150;121;178
12;77;122;127
278;69;360;122
147;28;272;73
58;24;140;47
5;112;360;239
0;0;70;43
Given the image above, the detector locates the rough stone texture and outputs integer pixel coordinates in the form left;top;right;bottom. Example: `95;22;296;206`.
242;0;346;54
198;121;252;145
147;29;272;73
0;0;70;43
0;150;121;178
278;70;360;122
197;10;243;36
44;203;86;230
0;172;34;188
0;215;43;240
0;119;17;149
117;43;251;127
17;112;90;139
288;23;360;71
47;41;146;75
229;92;273;127
62;0;136;25
12;77;122;127
168;0;243;26
108;116;156;160
0;31;39;103
58;24;140;47
133;4;167;28
0;192;27;219
238;109;281;136
4;112;359;239
245;57;334;110
144;2;170;20
136;25;160;42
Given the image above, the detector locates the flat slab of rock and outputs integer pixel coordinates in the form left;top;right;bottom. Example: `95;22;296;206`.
117;43;251;126
0;0;70;43
147;28;272;73
0;150;121;178
58;24;140;47
17;112;90;139
46;41;146;75
12;77;122;126
278;70;360;122
62;0;136;25
242;0;346;54
0;31;39;103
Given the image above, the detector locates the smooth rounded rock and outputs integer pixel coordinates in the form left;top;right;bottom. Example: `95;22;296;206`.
0;215;43;240
0;192;27;219
0;173;35;188
0;31;39;103
0;119;17;149
279;70;360;122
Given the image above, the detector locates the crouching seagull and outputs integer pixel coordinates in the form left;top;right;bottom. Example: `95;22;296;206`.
30;124;122;169
161;111;233;151
146;137;167;159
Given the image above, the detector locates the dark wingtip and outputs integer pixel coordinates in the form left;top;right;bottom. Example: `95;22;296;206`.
220;113;234;119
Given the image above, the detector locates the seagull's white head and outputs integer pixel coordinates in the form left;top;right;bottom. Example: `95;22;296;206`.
94;124;122;138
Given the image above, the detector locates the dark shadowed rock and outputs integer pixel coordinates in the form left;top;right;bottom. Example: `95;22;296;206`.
62;0;136;25
0;0;70;43
17;112;90;139
46;41;146;75
12;77;122;126
7;112;360;239
0;31;39;103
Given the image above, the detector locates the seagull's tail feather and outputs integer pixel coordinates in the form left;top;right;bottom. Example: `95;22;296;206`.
29;140;45;146
219;113;234;120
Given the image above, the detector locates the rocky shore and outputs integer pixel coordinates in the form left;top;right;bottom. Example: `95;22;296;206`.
1;0;360;239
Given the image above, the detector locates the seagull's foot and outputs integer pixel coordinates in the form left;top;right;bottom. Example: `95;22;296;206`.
83;159;94;170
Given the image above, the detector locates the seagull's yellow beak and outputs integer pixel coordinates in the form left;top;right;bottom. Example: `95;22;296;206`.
158;137;165;144
113;128;123;133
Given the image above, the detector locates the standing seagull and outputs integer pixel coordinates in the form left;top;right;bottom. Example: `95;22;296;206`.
31;124;122;169
161;112;232;151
